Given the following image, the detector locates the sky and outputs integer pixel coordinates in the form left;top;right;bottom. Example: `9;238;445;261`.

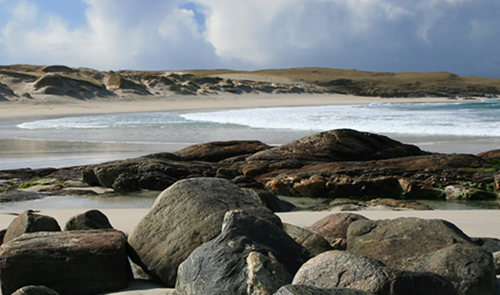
0;0;499;77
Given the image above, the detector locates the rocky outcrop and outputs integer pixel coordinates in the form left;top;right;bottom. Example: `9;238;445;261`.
79;129;497;202
0;230;131;295
127;177;279;287
247;129;426;163
292;250;457;295
259;152;495;199
347;218;496;295
3;129;498;204
3;210;61;243
175;210;310;295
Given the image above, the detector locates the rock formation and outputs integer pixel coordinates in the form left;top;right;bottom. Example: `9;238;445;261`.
0;230;131;295
80;129;498;202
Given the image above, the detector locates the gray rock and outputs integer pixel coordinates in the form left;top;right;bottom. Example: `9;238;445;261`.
346;217;473;269
176;210;310;295
472;237;500;253
274;285;375;295
11;285;60;295
283;223;333;256
292;251;457;295
64;209;113;231
0;230;131;295
128;177;280;287
3;210;61;243
415;243;496;295
307;213;368;249
293;250;391;293
347;217;496;295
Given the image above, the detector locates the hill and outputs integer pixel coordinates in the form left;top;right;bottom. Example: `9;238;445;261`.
0;65;499;101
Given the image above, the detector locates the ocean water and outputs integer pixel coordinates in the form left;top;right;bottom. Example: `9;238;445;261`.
1;98;499;170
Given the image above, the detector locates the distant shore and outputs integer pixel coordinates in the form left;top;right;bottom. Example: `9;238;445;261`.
0;93;459;119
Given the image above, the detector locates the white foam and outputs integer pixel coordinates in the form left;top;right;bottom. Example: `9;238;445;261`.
16;100;500;137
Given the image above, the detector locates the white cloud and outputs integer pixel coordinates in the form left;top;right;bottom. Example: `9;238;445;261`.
0;0;498;76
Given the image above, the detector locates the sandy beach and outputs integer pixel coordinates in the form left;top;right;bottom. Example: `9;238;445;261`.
1;207;499;239
0;93;457;119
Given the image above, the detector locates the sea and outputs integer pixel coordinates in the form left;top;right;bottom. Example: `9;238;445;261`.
0;98;499;211
1;98;499;171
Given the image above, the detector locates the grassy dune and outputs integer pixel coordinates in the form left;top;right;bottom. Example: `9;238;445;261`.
187;67;500;97
2;65;500;98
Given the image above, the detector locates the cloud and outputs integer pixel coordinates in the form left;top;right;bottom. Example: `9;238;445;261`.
0;0;498;76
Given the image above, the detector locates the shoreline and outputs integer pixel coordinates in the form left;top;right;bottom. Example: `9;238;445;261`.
0;93;460;120
0;94;498;170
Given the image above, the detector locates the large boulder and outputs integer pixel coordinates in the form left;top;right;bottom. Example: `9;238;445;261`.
292;250;457;295
82;154;216;190
347;218;496;295
414;243;496;295
128;177;280;287
248;129;426;163
64;209;113;231
307;213;368;249
176;210;310;295
3;210;61;243
274;285;376;295
0;230;131;295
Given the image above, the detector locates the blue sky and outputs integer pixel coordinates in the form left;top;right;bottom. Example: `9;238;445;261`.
0;0;499;77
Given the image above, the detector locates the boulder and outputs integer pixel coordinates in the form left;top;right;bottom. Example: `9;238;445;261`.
346;217;473;269
414;243;496;295
82;155;216;190
307;213;368;249
128;177;280;287
292;250;457;295
347;218;496;295
248;129;426;163
283;223;333;257
274;285;376;295
64;209;113;231
11;285;60;295
0;230;131;295
3;210;61;243
175;210;310;295
174;140;270;162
